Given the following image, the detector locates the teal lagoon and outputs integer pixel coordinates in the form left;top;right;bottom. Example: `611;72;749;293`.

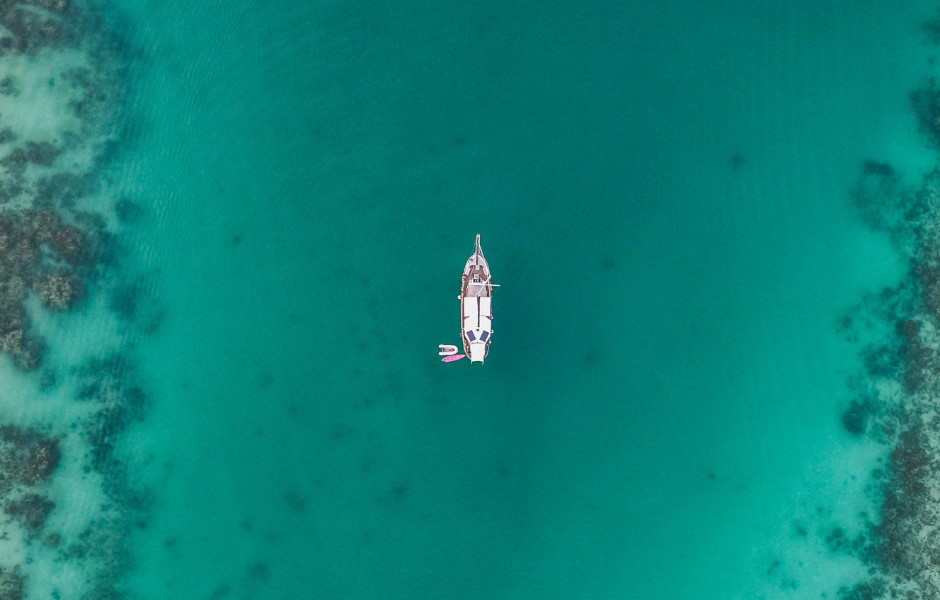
0;0;938;598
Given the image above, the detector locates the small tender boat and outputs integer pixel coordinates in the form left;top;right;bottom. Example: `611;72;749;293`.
439;344;459;356
459;234;497;364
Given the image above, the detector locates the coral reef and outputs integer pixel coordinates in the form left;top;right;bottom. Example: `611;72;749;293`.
833;79;940;598
0;208;108;369
0;0;154;597
0;426;59;541
35;274;86;311
78;355;149;497
0;425;58;495
0;566;23;600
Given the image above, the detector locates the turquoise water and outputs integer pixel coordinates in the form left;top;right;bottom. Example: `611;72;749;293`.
0;0;939;598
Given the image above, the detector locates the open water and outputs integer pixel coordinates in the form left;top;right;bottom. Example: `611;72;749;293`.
0;0;940;598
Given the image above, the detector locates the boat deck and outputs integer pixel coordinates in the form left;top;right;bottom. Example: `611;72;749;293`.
460;234;494;362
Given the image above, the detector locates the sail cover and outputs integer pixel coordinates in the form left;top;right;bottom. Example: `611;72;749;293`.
463;296;493;333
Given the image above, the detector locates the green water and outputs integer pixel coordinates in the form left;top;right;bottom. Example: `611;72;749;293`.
108;0;919;597
2;0;940;598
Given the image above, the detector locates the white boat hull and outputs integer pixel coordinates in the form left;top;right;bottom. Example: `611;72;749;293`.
460;234;494;363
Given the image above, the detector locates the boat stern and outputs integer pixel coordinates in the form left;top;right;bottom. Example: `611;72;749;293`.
468;341;487;363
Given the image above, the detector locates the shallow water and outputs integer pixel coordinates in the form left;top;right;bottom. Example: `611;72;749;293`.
0;0;939;598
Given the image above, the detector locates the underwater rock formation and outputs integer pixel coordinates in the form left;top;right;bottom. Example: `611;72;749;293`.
909;78;940;149
4;493;55;531
113;198;140;225
110;276;163;333
841;397;874;436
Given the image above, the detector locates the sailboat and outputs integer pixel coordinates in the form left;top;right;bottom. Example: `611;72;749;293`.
459;234;496;363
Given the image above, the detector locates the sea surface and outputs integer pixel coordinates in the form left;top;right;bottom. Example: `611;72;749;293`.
0;0;939;598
